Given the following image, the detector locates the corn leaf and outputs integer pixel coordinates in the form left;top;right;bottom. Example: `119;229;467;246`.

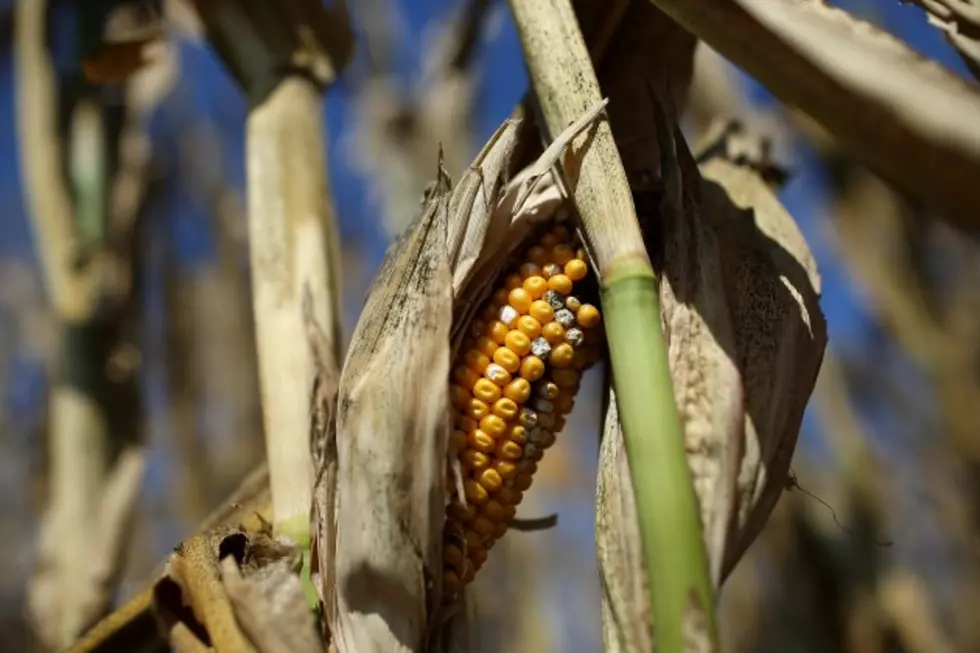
647;0;980;232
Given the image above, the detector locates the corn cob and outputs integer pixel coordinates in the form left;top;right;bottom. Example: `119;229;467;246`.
442;223;603;599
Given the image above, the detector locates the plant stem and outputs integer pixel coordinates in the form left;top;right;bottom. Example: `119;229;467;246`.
603;258;717;649
506;0;717;649
245;76;343;543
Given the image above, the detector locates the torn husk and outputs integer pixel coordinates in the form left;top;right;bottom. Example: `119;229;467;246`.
329;103;609;653
596;117;826;651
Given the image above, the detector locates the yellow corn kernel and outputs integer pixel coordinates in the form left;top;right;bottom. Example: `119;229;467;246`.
485;320;509;344
467;428;496;453
464;480;489;505
482;500;507;521
505;377;532;403
550;343;575;368
517;315;542;339
508;288;533;314
504;330;532;357
506;425;527;446
449;429;467;452
541;321;565;345
495;439;523;460
492;346;521;374
494;460;518;480
523;275;548;300
492;398;519;421
516;459;538;475
529;300;554;324
473;378;501;403
519;356;545;382
479;415;508;438
497;487;523;506
462;449;490;470
477;468;504;493
547;274;573;295
470;545;488;568
464;530;483;550
485;363;512;387
577;304;601;328
537;430;557;448
453;365;481;389
475;336;499;358
463;349;490;373
564;258;588;281
465;398;490;421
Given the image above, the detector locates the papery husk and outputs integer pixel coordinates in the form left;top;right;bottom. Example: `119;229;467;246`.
596;108;826;652
696;123;826;576
330;166;454;653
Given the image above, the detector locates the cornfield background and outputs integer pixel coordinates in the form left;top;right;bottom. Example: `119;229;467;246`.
2;0;980;651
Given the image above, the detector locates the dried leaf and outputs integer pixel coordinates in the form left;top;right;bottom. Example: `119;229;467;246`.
331;169;453;653
596;104;826;653
906;0;980;80
654;97;745;588
646;0;980;230
698;132;827;576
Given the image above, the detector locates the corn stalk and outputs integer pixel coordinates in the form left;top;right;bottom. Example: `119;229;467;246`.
185;0;350;551
16;0;168;645
507;1;717;650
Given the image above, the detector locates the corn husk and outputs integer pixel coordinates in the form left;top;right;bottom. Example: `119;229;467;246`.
596;105;826;652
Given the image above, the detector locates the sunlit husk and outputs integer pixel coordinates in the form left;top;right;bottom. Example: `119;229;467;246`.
596;112;826;652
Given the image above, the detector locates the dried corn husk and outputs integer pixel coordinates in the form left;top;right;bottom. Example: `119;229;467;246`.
596;106;826;652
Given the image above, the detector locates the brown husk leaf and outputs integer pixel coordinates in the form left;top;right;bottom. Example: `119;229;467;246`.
596;98;825;653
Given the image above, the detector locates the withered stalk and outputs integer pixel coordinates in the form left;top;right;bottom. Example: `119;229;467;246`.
246;75;343;549
507;0;717;649
16;0;149;646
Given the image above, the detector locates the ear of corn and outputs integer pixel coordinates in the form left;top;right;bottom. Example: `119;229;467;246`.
442;223;603;598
